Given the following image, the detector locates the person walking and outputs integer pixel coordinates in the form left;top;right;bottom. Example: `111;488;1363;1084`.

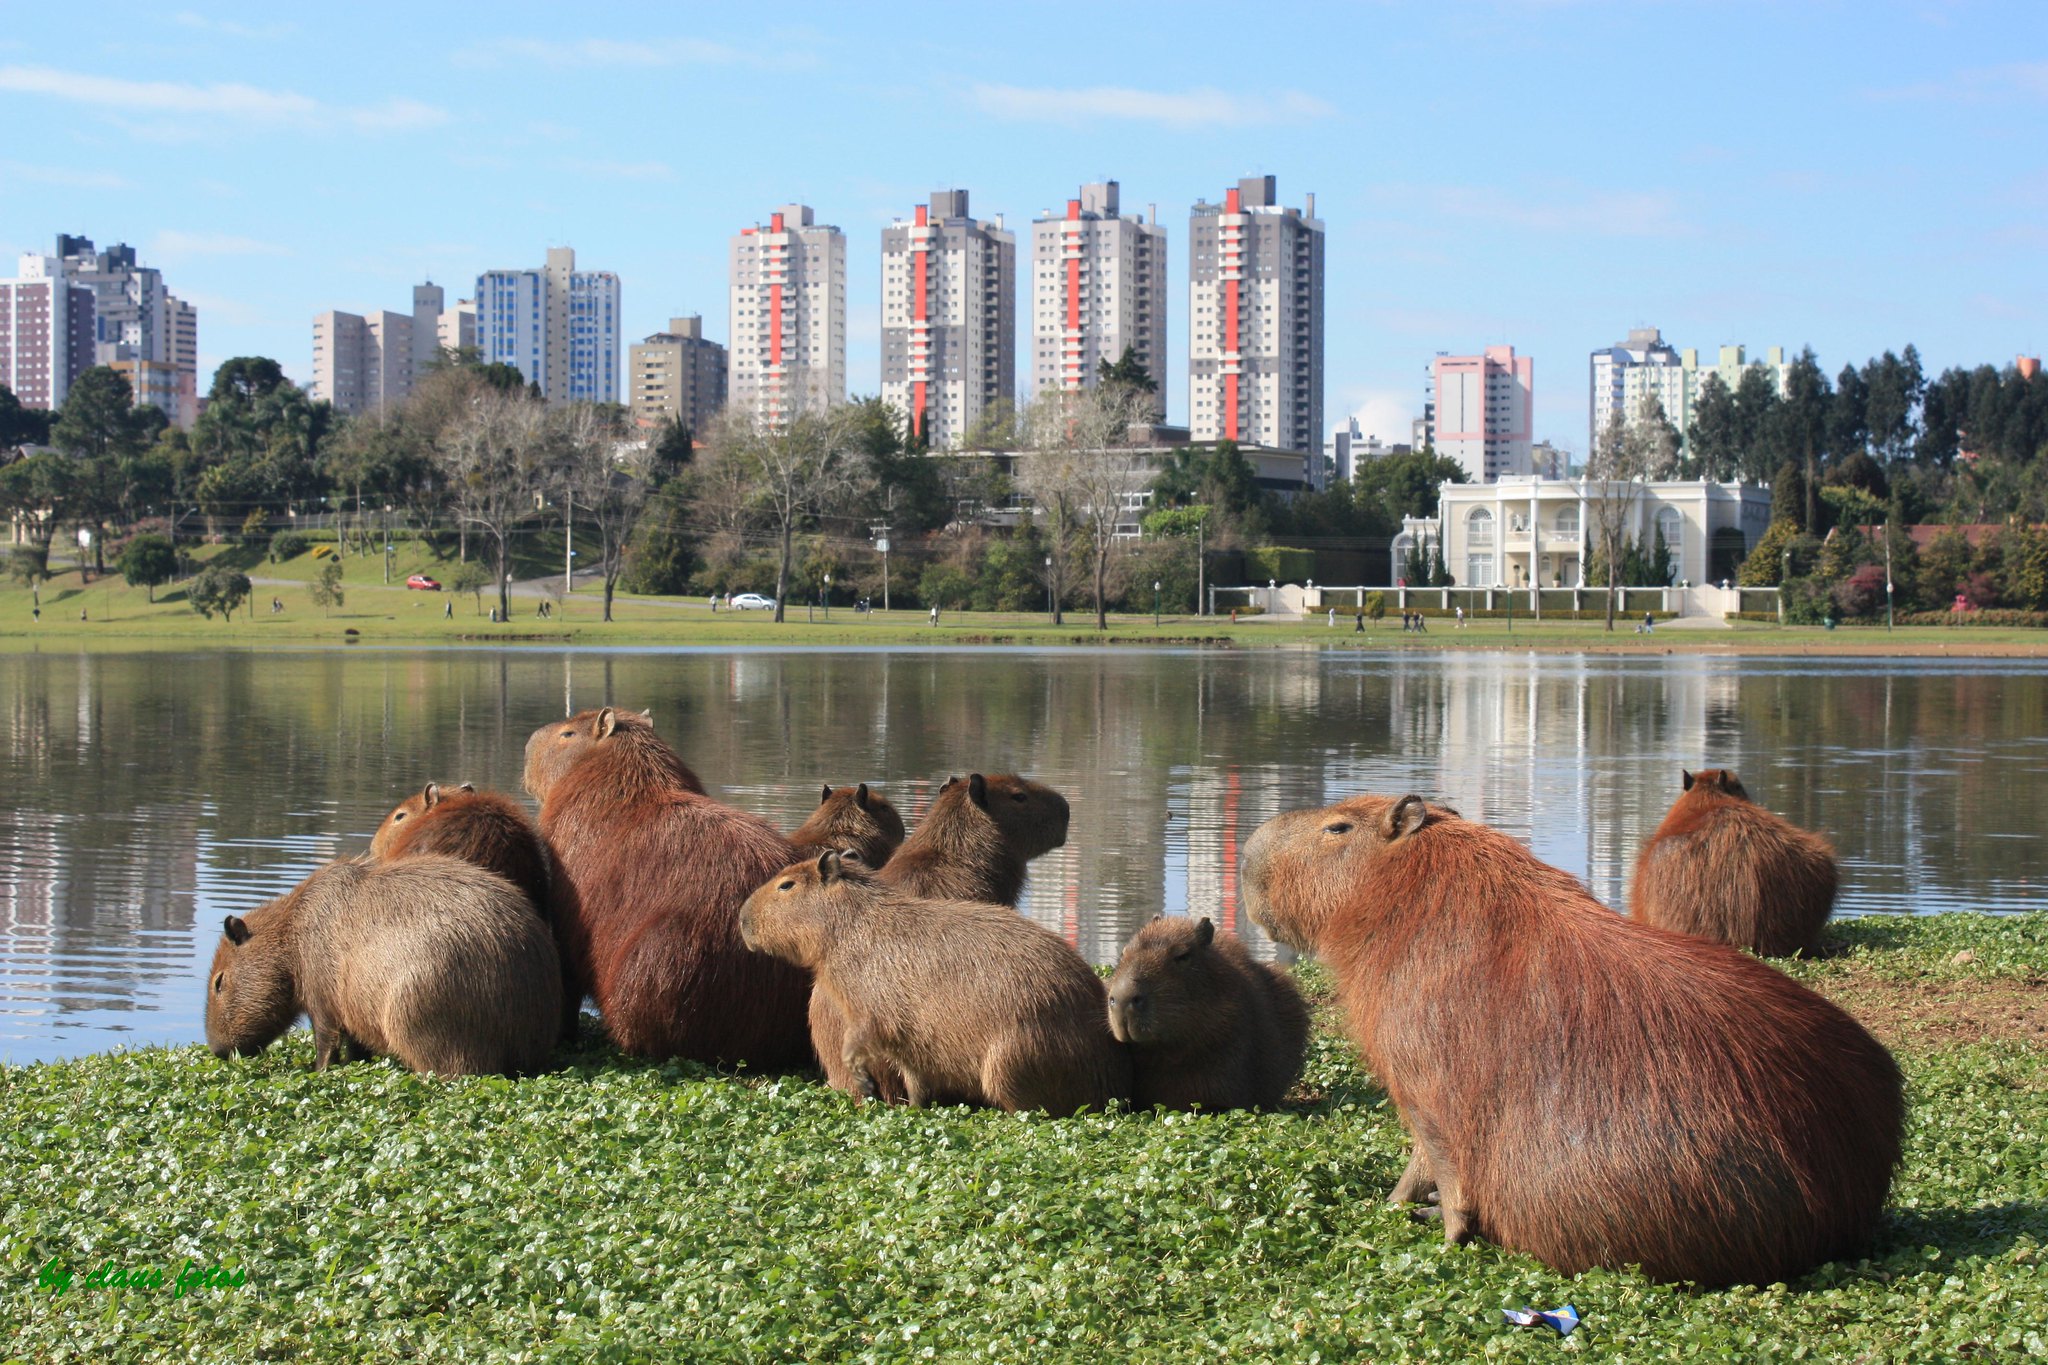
928;605;940;628
443;599;453;620
1455;604;1465;628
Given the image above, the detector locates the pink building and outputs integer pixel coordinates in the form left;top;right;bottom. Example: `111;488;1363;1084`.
1;255;96;410
1432;344;1533;482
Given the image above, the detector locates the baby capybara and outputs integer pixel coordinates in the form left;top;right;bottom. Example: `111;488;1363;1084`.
788;783;907;868
741;852;1129;1116
1107;916;1309;1112
370;780;578;1041
204;854;560;1077
1242;793;1903;1287
523;707;811;1068
809;771;1071;1099
1632;768;1839;957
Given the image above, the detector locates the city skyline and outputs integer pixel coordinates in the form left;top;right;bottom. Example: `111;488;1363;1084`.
1;2;2042;453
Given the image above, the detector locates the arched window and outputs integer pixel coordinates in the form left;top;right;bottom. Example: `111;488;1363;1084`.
1466;507;1495;547
1554;505;1580;540
1390;532;1414;584
1655;508;1684;583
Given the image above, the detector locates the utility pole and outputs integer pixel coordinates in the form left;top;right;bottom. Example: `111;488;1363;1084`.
1196;518;1206;616
564;486;574;601
871;521;893;613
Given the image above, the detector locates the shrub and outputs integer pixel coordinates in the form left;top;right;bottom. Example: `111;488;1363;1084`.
1898;609;2048;628
1365;591;1386;622
117;532;177;602
188;564;252;623
1833;563;1889;619
1243;546;1315;586
270;531;310;562
9;545;49;586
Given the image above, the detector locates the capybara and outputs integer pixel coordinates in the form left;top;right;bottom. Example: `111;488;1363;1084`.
740;852;1129;1116
204;854;560;1077
369;780;578;1041
809;771;1072;1099
1107;915;1309;1112
1631;768;1839;957
1241;792;1902;1287
788;783;907;868
523;706;811;1068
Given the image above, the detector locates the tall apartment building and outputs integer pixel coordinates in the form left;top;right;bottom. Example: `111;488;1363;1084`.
881;190;1014;447
311;282;478;416
52;234;199;424
1;254;96;410
1433;345;1534;482
729;205;846;426
475;247;621;405
1188;176;1325;468
1588;327;1789;454
1028;181;1166;411
628;315;727;434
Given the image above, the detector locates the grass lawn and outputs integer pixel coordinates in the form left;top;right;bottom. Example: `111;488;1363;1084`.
2;914;2043;1361
3;542;2045;655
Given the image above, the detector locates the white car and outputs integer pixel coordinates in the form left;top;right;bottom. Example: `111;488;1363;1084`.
729;593;776;611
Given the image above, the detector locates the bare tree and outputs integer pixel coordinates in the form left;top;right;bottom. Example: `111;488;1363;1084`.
554;403;650;623
706;408;864;623
1584;393;1679;631
1017;384;1153;630
440;387;550;622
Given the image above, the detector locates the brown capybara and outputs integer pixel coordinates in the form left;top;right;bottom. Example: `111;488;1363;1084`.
523;706;811;1068
1241;793;1902;1287
369;780;578;1041
788;783;907;868
808;772;1072;1099
204;854;560;1077
740;852;1129;1116
1107;915;1309;1112
1631;768;1839;957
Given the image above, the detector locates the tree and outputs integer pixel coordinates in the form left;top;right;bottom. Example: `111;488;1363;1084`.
1018;384;1154;629
440;387;551;622
1863;347;1924;465
1731;366;1783;483
310;557;344;617
1687;373;1740;481
1585;411;1651;630
452;559;492;614
0;382;54;456
117;532;177;601
1097;345;1160;420
188;563;251;622
1774;348;1832;530
0;452;80;553
702;408;865;624
1772;459;1809;532
1352;447;1467;523
555;402;651;622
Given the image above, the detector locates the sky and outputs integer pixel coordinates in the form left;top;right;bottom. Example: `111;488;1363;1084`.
2;1;2043;457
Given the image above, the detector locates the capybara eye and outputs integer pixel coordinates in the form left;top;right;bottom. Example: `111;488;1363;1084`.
560;729;574;738
778;880;795;891
1324;822;1354;835
1010;792;1027;802
212;973;224;994
393;812;404;822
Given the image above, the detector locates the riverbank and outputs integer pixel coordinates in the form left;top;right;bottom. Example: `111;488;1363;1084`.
5;552;2046;655
2;914;2042;1361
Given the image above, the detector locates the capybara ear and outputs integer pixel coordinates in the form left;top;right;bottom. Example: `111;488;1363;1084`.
1717;771;1740;793
1383;795;1428;841
839;848;866;868
856;782;871;809
941;775;960;791
458;782;475;794
1682;769;1695;792
820;783;834;806
969;773;989;810
816;849;841;881
1192;917;1216;947
223;915;250;946
595;707;619;739
423;781;441;809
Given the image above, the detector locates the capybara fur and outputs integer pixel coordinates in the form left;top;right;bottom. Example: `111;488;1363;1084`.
741;852;1129;1116
1241;793;1903;1287
1107;916;1309;1112
204;854;560;1077
810;771;1072;1099
1631;768;1839;957
523;706;811;1068
370;780;578;1041
788;783;907;868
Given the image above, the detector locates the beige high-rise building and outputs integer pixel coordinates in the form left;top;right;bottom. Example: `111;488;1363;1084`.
629;315;726;435
1029;181;1165;411
729;204;845;426
882;190;1015;448
474;247;620;404
311;282;480;415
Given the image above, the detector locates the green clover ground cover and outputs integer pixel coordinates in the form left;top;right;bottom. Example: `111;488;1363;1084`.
3;916;2044;1362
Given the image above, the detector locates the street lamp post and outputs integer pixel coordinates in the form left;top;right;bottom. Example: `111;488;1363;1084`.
1153;580;1162;627
1045;556;1054;620
1269;578;1277;614
1502;582;1512;634
824;572;831;622
1780;547;1792;625
383;506;393;584
1885;534;1894;633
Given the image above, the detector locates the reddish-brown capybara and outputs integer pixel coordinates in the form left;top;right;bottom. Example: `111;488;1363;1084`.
808;772;1072;1099
1631;768;1839;957
1241;792;1903;1287
788;783;907;868
204;854;560;1077
369;780;579;1041
1107;915;1309;1112
523;706;811;1068
740;851;1129;1116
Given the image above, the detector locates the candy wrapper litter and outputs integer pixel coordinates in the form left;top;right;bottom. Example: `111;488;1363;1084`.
1502;1304;1581;1337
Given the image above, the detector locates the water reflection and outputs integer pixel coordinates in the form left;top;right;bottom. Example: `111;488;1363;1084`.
2;647;2043;1063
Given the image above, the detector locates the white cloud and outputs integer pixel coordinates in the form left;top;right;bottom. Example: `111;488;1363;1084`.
153;231;291;258
1869;61;2048;104
0;65;448;133
1;160;129;189
454;36;808;70
1334;388;1422;448
172;11;295;39
970;83;1333;129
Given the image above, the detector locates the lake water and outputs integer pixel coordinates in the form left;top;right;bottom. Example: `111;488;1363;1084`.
2;646;2043;1064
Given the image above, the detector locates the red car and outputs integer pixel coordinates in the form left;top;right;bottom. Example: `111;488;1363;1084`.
406;574;442;591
